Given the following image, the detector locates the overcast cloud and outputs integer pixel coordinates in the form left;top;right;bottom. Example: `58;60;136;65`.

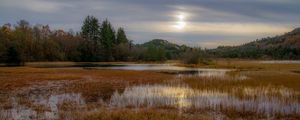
1;0;299;48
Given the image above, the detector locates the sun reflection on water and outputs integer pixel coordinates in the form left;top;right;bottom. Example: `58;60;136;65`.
110;84;300;116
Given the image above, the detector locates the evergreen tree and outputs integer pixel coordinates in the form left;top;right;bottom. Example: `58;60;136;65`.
114;28;130;61
81;16;100;41
80;16;101;61
116;28;128;44
100;19;115;61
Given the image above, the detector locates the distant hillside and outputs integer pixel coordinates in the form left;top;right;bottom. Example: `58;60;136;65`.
141;39;189;52
141;39;180;48
136;39;190;60
208;28;300;59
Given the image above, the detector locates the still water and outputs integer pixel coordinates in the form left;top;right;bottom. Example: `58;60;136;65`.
33;63;232;77
259;60;300;64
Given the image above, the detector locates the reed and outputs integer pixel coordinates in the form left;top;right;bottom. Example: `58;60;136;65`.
0;60;299;119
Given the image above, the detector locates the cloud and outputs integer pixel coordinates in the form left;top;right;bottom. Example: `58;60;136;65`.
0;0;299;48
124;21;292;35
183;22;292;35
0;0;72;13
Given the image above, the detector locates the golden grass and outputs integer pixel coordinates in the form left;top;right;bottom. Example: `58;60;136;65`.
78;108;210;120
0;67;176;119
183;71;300;91
180;71;300;118
182;70;300;103
0;60;300;119
177;61;300;118
0;67;175;110
177;59;300;71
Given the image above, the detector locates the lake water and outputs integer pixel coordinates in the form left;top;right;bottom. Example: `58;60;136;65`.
259;60;300;64
33;63;233;77
96;64;235;77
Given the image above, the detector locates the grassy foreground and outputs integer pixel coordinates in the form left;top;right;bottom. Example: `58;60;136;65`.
0;60;299;119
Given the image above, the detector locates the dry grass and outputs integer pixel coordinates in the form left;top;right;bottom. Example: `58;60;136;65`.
0;67;173;92
0;67;175;119
183;71;300;91
78;108;211;120
180;68;300;118
0;60;300;119
177;59;300;70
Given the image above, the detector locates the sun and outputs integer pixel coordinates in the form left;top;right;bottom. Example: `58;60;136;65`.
178;14;184;21
173;13;186;30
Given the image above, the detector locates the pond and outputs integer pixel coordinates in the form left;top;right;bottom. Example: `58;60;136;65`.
32;63;233;77
259;60;300;64
94;64;235;77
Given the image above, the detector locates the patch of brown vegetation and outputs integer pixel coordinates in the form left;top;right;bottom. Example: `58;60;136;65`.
79;108;210;120
0;67;173;101
177;59;300;71
1;60;300;119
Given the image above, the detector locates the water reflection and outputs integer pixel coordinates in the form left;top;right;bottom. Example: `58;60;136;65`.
259;60;300;64
33;93;85;119
173;70;227;77
34;63;234;77
110;84;300;116
98;64;235;78
1;93;86;120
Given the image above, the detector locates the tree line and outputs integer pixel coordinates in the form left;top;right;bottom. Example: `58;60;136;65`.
0;16;133;65
0;16;208;66
2;16;296;66
208;30;300;60
79;16;132;62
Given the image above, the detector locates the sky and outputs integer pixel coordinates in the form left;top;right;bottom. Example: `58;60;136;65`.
1;0;300;48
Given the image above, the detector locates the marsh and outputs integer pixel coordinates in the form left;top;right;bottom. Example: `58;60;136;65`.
0;60;300;119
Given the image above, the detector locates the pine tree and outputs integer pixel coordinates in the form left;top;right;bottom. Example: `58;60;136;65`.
100;19;115;61
80;16;101;61
116;27;128;44
81;16;100;41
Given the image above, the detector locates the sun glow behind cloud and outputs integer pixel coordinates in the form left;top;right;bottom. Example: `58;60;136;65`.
172;12;187;30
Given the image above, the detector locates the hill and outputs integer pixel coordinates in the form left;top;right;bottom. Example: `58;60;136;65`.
141;39;189;57
134;39;190;60
208;28;300;59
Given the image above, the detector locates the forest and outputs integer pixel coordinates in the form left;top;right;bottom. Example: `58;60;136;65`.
208;28;300;60
1;16;299;66
0;16;194;66
0;16;132;64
